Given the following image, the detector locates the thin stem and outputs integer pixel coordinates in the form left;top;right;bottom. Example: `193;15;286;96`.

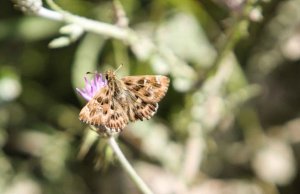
65;14;132;41
34;7;133;41
212;0;254;70
38;7;63;21
45;0;64;11
108;137;154;194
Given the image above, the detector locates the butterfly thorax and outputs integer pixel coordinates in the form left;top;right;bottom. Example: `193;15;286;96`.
105;70;128;106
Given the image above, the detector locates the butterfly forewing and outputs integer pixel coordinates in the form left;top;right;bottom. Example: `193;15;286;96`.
79;86;111;126
79;85;129;132
79;72;169;133
121;75;170;103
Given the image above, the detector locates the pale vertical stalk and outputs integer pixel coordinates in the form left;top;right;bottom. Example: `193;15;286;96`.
108;137;153;194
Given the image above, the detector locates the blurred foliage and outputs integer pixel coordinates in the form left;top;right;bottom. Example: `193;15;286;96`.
1;0;300;194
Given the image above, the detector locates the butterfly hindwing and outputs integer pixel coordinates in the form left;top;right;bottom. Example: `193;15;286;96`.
126;95;158;122
105;99;129;131
133;101;158;120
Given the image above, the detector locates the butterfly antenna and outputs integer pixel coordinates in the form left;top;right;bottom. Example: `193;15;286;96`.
86;71;98;75
114;64;123;74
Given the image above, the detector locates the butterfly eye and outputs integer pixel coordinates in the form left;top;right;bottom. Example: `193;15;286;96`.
105;74;109;80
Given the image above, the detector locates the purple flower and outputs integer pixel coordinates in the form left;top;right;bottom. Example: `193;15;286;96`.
76;72;107;101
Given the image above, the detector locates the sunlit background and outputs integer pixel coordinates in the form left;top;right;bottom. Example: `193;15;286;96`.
1;0;300;193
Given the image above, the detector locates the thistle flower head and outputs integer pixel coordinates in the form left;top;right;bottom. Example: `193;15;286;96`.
76;72;107;101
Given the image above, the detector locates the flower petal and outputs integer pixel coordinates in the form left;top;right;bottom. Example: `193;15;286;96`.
76;72;107;101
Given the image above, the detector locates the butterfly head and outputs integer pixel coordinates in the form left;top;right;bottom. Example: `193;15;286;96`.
104;64;123;82
104;70;116;82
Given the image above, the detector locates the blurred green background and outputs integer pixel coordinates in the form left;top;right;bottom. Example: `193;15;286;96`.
1;0;300;193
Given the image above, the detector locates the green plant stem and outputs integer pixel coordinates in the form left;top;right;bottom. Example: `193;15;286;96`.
35;7;134;41
212;0;255;70
45;0;63;11
108;137;154;194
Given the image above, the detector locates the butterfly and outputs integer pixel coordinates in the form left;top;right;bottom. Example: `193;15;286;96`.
79;69;170;134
